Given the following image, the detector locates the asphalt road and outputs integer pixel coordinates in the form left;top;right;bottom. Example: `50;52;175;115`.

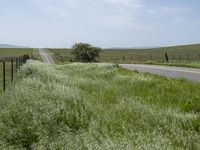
38;49;54;64
119;64;200;82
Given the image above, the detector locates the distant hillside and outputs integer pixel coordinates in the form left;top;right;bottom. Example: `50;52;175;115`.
104;44;200;51
0;44;27;48
48;43;200;63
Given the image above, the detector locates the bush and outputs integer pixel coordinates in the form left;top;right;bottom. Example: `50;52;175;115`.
71;43;101;62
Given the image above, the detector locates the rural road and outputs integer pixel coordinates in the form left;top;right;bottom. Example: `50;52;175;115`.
119;64;200;82
38;49;54;64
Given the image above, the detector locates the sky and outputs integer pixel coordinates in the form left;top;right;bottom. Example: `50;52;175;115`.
0;0;200;48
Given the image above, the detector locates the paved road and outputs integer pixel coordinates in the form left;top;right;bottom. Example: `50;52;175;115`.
38;49;54;64
119;64;200;82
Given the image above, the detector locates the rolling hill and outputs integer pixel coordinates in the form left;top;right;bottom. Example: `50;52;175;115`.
0;44;27;48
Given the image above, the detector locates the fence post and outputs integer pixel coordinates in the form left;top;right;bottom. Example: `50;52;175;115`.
19;56;21;67
123;56;125;62
24;55;26;63
22;55;24;64
16;58;18;72
187;54;190;63
0;60;6;92
20;56;22;66
11;58;14;82
18;57;20;68
25;54;27;62
149;53;152;61
165;53;169;62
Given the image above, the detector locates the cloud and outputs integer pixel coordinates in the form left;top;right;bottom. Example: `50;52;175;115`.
33;0;191;31
35;0;143;15
33;0;144;31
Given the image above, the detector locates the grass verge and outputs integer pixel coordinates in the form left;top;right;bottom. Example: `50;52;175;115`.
0;60;199;149
144;61;200;68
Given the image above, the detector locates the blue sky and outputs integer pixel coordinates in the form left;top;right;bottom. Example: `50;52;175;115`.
0;0;200;48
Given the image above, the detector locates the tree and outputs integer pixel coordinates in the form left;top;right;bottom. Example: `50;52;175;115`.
71;43;102;62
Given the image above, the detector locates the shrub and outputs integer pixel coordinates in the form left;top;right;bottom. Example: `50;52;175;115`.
71;43;101;62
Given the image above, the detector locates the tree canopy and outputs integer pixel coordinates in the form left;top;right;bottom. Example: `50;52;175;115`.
71;43;102;62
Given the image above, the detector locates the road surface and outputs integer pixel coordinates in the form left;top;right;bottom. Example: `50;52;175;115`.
119;64;200;82
38;49;54;64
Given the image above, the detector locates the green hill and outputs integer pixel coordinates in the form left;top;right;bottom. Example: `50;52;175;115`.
48;44;200;63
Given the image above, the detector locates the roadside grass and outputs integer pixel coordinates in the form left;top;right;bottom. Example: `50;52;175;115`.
32;48;42;61
144;61;200;68
0;60;199;149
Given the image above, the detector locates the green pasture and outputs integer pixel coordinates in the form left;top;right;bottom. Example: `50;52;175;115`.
48;44;200;66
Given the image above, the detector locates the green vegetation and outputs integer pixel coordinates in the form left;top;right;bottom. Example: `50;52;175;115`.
0;48;32;92
48;44;200;67
0;60;199;149
0;48;32;57
31;48;42;61
71;43;102;62
144;61;200;68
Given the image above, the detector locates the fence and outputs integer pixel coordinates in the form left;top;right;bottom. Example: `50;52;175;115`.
101;53;200;63
0;54;30;92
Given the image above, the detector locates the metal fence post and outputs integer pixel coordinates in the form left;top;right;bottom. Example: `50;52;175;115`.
16;58;18;72
11;58;14;82
187;54;190;63
19;56;21;68
23;55;25;64
165;53;169;62
0;60;6;92
123;56;125;62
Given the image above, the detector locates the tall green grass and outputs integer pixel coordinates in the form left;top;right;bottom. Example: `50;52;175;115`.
0;60;199;149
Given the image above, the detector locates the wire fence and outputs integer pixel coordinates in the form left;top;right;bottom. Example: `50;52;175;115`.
101;53;200;63
0;54;30;92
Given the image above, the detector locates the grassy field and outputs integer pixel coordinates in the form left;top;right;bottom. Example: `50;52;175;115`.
0;48;32;58
0;60;199;149
48;44;200;66
0;48;32;92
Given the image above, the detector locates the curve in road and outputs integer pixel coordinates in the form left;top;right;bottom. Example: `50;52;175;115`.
119;64;200;82
38;49;54;64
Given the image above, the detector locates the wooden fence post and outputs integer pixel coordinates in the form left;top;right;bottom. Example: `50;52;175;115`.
19;56;21;67
149;53;152;61
187;54;190;63
0;60;6;92
123;56;125;62
11;58;14;82
16;58;18;72
165;53;169;62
